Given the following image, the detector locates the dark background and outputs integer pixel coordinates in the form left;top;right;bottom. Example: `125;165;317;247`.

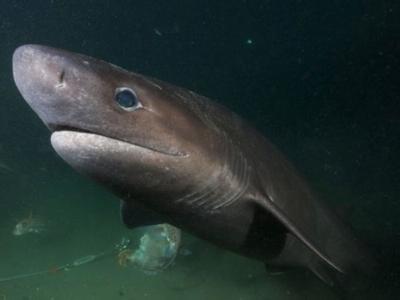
0;0;399;297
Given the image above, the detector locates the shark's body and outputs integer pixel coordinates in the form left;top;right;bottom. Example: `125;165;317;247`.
13;45;374;290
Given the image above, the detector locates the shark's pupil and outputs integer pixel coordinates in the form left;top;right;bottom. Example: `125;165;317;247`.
115;89;139;109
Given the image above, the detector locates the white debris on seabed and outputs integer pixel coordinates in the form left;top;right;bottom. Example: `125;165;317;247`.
13;212;46;236
116;224;181;274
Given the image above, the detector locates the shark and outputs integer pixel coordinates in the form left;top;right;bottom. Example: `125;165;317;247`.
13;44;375;291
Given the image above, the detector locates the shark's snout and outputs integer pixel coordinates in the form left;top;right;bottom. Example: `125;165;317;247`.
13;45;38;99
13;44;67;94
12;45;78;129
12;44;36;70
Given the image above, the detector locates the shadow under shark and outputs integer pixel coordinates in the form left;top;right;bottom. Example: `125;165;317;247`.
13;45;375;292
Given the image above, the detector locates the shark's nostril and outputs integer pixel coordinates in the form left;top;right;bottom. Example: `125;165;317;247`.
59;70;65;82
56;69;66;88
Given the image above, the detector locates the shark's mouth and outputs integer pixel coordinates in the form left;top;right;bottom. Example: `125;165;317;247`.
48;124;92;135
48;124;187;157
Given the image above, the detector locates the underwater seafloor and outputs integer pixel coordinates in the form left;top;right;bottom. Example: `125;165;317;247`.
0;158;339;300
0;150;395;300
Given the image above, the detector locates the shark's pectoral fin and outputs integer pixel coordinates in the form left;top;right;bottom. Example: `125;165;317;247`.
120;200;165;228
255;195;344;274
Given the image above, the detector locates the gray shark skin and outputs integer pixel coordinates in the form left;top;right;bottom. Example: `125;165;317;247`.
13;45;375;291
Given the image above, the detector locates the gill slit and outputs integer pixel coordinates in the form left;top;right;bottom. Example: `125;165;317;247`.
174;132;250;211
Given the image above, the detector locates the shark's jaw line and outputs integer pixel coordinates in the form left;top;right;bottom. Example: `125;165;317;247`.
49;123;188;157
51;129;187;157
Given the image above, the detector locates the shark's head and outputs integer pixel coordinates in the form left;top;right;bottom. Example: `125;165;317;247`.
13;45;227;207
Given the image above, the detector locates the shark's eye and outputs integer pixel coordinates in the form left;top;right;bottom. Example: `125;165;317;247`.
115;88;141;111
